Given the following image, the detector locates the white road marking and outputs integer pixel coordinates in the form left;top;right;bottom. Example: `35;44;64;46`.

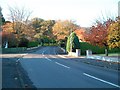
17;58;20;60
83;73;120;88
57;55;66;58
42;51;45;56
55;62;70;69
16;58;20;62
50;55;56;58
45;57;52;61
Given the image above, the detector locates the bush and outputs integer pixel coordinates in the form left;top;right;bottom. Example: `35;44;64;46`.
27;41;39;48
18;38;29;47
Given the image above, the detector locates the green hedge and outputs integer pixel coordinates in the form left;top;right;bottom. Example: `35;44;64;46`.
27;41;39;48
80;42;120;55
1;47;27;53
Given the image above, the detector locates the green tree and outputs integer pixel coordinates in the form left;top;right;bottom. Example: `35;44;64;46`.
107;17;120;49
66;32;80;52
30;18;55;44
30;17;44;33
41;20;55;38
0;7;5;26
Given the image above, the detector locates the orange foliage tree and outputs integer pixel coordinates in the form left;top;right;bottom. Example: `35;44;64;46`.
1;21;18;48
84;19;113;56
74;28;86;42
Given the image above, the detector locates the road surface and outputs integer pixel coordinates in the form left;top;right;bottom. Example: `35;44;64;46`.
19;46;120;88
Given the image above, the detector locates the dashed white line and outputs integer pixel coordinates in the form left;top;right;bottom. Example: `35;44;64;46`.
57;55;66;58
83;73;120;88
45;57;52;61
50;55;56;58
55;62;70;69
42;51;45;56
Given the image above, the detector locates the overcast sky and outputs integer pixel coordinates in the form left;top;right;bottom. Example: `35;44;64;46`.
0;0;119;27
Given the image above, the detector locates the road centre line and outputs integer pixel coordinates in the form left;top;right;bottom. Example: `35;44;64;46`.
55;62;70;69
83;73;120;88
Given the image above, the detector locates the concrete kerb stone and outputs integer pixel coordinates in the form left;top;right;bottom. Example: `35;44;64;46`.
87;55;119;63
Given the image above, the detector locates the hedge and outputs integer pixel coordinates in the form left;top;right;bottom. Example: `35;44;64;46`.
1;47;27;53
27;41;39;48
80;42;120;55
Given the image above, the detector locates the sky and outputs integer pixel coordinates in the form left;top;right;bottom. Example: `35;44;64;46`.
0;0;119;27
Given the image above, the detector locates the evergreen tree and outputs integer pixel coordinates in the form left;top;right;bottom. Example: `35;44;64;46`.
0;7;5;26
66;32;80;52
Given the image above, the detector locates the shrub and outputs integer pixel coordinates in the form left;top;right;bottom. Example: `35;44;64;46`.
27;41;39;48
18;38;29;47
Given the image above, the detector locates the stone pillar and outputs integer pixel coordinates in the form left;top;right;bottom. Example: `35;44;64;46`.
76;49;81;57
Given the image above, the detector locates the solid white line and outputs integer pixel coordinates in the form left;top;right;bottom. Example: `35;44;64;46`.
45;57;52;61
83;73;120;88
55;62;70;69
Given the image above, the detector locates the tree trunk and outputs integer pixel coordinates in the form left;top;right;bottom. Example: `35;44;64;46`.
105;47;108;56
5;41;8;48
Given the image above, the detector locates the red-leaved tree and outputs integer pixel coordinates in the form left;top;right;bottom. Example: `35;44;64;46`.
84;19;113;56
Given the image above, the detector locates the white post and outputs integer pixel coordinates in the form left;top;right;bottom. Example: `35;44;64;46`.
86;50;92;57
76;49;81;57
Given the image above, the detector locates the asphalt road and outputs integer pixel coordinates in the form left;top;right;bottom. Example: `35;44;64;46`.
19;46;120;88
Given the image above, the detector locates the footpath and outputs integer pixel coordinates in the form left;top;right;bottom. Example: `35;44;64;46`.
56;47;120;71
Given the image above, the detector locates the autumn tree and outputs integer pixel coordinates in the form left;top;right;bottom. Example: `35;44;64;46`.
52;20;79;41
74;28;86;42
84;19;113;56
1;21;18;48
107;17;120;49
